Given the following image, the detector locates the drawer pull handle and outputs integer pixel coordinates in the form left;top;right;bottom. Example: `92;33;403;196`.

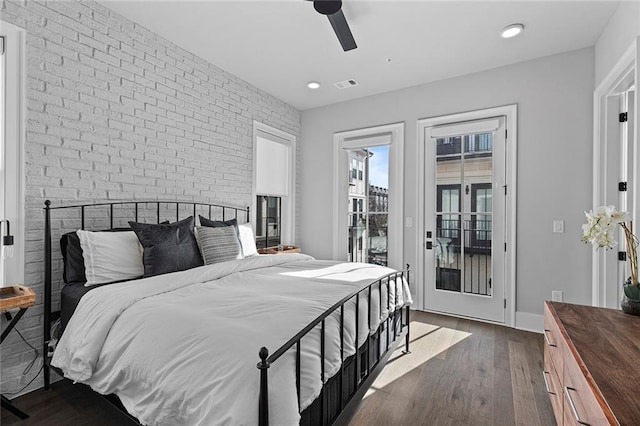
542;371;555;395
565;386;590;425
543;329;557;347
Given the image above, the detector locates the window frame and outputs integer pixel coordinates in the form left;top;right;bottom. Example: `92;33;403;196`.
252;122;296;246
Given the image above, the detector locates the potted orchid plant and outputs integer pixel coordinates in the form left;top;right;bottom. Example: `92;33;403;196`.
582;206;639;314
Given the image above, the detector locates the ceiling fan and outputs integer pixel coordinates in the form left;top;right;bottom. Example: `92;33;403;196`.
312;0;357;52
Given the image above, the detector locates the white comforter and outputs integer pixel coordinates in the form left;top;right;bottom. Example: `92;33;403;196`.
52;254;412;425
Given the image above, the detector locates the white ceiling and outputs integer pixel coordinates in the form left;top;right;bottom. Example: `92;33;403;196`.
102;1;619;110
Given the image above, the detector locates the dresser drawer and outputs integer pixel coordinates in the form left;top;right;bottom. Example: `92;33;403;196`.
543;345;563;426
544;303;564;377
562;345;611;426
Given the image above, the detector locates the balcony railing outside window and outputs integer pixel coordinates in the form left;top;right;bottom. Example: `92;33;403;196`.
348;213;388;266
435;217;492;295
436;133;493;157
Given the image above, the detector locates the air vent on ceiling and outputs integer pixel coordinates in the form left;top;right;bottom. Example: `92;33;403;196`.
334;79;359;90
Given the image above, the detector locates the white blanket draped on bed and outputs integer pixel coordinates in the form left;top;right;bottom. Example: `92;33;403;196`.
52;254;412;426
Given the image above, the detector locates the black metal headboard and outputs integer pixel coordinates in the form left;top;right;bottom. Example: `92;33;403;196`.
42;199;250;389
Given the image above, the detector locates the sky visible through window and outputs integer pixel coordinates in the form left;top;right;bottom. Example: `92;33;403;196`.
368;145;389;189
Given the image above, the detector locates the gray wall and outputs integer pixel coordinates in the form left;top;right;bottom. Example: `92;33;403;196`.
594;1;640;88
0;0;300;395
299;48;595;321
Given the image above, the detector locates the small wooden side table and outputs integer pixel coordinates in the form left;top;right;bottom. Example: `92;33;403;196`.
257;245;301;255
1;285;36;420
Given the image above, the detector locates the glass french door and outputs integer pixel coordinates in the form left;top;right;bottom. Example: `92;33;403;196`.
423;117;506;323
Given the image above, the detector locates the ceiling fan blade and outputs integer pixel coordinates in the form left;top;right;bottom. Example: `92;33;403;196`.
327;9;357;52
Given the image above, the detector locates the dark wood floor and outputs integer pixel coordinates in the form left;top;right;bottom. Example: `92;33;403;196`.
2;311;553;426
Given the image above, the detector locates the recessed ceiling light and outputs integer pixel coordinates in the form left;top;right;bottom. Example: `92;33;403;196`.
501;23;524;39
307;81;320;89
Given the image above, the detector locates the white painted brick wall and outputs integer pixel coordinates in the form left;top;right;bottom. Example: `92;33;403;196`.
1;0;301;396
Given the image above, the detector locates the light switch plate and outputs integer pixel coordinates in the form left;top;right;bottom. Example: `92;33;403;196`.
405;217;413;228
553;220;564;233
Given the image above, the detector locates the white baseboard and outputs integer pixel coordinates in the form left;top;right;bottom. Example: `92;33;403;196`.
515;311;543;334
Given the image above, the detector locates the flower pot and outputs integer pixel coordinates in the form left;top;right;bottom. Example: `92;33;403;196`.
621;284;640;315
623;283;640;301
621;295;640;316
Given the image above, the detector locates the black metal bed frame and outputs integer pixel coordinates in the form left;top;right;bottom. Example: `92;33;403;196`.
257;268;411;426
42;199;411;426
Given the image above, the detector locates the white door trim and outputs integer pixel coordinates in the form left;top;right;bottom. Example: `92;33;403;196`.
591;38;638;307
332;122;404;269
416;105;517;327
0;21;26;287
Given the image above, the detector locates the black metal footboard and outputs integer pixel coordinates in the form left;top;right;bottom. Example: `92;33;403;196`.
257;266;411;426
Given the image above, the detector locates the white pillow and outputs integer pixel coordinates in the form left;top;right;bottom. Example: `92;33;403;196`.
76;230;144;286
238;223;258;257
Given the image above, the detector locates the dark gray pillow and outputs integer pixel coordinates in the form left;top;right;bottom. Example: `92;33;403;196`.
61;231;88;284
195;226;242;265
199;215;238;229
129;216;203;277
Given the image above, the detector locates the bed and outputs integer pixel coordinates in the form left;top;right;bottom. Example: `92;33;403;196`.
42;200;412;426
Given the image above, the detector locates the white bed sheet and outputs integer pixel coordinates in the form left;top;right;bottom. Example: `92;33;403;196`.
52;254;412;425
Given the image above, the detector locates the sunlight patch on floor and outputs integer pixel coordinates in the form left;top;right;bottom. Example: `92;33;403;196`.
363;321;471;399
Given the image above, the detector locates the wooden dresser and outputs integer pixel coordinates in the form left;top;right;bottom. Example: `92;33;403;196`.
543;301;640;426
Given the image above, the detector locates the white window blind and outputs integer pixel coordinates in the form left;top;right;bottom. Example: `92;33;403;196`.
430;118;500;139
342;131;392;150
255;131;290;197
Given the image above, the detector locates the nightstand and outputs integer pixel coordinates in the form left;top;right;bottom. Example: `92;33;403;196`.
1;285;36;420
257;245;301;255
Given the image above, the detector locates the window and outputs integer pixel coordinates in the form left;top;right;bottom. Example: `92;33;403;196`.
255;195;281;249
253;122;296;248
465;133;493;153
437;185;461;241
436;133;493;158
471;183;492;251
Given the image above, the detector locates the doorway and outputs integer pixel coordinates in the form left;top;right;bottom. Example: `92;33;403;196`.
0;22;25;287
592;39;639;308
333;123;404;269
417;106;517;325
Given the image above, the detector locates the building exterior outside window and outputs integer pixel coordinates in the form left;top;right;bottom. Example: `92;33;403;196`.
347;147;389;266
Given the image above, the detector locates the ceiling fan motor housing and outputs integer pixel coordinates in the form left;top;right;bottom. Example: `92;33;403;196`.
314;0;342;16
